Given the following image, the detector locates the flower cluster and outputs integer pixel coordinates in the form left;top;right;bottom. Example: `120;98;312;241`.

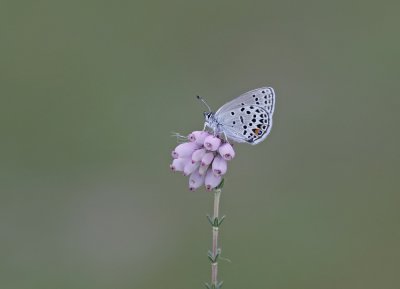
170;131;235;191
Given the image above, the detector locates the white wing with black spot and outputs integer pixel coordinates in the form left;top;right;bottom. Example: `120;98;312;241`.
216;87;275;116
216;104;272;145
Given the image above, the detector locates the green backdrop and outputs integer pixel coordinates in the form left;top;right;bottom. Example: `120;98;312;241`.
1;1;400;288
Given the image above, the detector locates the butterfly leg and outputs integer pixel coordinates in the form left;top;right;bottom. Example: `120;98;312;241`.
223;132;231;144
204;123;217;136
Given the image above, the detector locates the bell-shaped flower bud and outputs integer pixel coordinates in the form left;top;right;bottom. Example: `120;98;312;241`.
201;152;215;167
170;131;237;190
172;142;199;159
212;155;227;176
204;135;221;151
189;169;205;191
205;169;222;191
198;163;209;175
188;131;210;145
170;158;187;172
191;148;206;163
218;142;235;160
183;160;200;176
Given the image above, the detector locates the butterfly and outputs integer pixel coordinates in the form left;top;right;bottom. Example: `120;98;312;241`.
198;87;275;145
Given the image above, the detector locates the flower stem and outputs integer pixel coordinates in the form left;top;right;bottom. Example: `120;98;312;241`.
206;180;225;289
211;188;221;287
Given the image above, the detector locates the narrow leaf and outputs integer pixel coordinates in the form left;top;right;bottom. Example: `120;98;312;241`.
218;215;226;226
206;215;213;226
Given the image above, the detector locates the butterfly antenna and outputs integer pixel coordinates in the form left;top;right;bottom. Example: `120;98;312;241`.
196;95;211;112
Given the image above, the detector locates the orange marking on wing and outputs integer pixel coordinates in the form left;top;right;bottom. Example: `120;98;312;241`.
253;128;260;135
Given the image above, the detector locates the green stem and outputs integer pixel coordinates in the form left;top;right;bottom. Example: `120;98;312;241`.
211;188;221;286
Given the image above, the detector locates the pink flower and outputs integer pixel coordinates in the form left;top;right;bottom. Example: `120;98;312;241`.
189;131;209;146
172;142;199;159
191;148;206;163
183;160;200;176
218;143;235;160
212;155;227;176
201;152;215;167
170;131;235;191
170;158;186;172
204;135;221;151
198;164;209;176
189;170;205;191
205;169;222;191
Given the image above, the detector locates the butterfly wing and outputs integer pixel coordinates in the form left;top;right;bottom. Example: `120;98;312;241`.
216;87;275;116
216;104;273;145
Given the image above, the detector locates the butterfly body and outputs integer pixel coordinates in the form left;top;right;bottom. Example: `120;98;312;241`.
203;87;276;145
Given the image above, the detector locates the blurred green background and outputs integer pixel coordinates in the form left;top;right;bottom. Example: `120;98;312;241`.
1;0;400;288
